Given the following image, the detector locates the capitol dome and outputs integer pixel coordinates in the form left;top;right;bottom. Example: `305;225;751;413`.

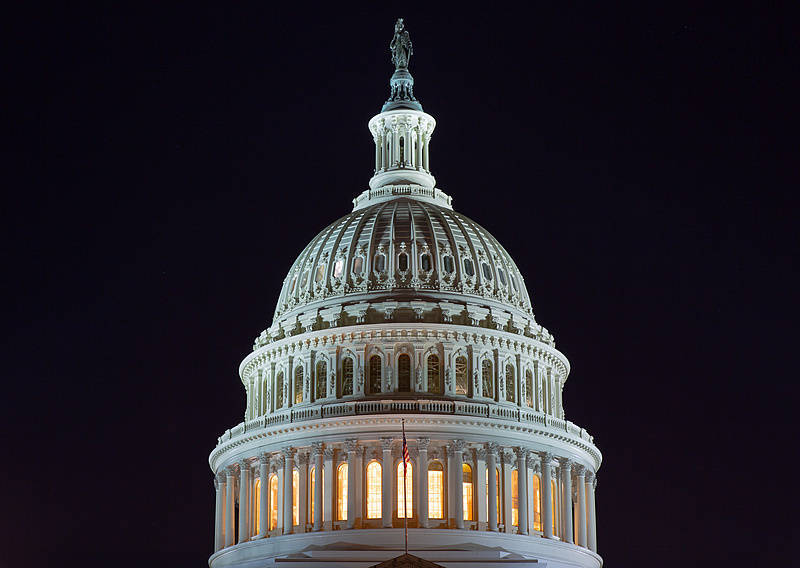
209;19;602;568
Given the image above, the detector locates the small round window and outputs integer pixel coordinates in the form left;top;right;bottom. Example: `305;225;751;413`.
420;253;432;272
481;263;492;280
463;258;475;277
398;252;409;272
374;253;386;273
333;259;344;278
443;255;455;274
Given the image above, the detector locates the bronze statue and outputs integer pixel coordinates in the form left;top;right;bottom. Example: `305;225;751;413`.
390;18;413;70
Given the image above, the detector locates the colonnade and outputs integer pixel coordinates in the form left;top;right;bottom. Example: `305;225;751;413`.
213;439;597;556
373;120;431;173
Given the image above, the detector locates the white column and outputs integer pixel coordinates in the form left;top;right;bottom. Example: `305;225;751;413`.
453;440;465;529
423;134;430;170
214;474;225;551
416;124;423;169
501;450;513;532
298;452;309;533
516;448;529;535
392;126;399;166
323;448;334;530
417;438;429;528
345;439;358;529
238;461;249;543
375;132;381;172
312;443;324;532
258;455;269;538
225;467;236;547
476;448;487;530
282;447;294;534
541;453;554;539
487;443;498;532
275;455;284;533
576;465;587;547
560;459;573;544
586;472;597;552
445;445;454;527
381;438;394;528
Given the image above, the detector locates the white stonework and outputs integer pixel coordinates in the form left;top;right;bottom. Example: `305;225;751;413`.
209;19;602;568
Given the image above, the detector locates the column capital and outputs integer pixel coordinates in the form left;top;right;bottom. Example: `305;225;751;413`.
574;464;586;477
486;442;499;456
311;442;324;457
281;446;295;459
238;459;249;471
259;453;270;466
452;439;466;453
417;437;430;451
559;457;573;470
585;470;595;483
216;471;227;484
214;477;219;490
381;437;394;452
539;451;554;466
323;447;335;460
275;454;285;468
297;452;309;466
476;447;487;460
499;450;513;465
226;465;237;477
344;438;359;453
515;446;529;459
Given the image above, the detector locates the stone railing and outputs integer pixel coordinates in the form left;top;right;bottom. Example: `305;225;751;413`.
218;399;596;449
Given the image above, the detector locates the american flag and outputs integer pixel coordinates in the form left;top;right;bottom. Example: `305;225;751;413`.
401;420;410;465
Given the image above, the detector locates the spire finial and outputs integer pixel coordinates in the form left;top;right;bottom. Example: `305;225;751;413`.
383;18;422;112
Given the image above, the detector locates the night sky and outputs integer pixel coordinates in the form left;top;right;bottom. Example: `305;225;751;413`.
4;4;797;567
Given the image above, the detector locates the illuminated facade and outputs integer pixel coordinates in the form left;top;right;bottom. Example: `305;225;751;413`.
208;19;602;568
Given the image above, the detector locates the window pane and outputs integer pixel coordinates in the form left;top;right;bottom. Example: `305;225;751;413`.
276;372;284;409
443;255;455;274
353;256;364;275
397;461;413;518
337;464;348;521
498;267;507;286
428;464;444;519
525;370;533;407
269;474;279;531
506;365;515;403
295;366;304;404
512;469;519;526
366;462;382;519
455;356;468;395
292;469;299;526
420;253;432;272
427;354;441;394
314;264;325;284
342;358;353;396
398;253;409;272
463;258;474;277
333;259;344;278
482;360;493;399
254;478;261;536
533;475;542;531
481;263;492;280
462;464;473;521
310;467;315;524
374;253;386;273
369;355;382;394
316;361;327;400
398;354;411;392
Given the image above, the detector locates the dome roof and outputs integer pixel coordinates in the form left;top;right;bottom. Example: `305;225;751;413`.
271;195;535;331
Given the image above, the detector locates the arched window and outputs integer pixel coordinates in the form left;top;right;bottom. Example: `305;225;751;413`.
511;469;519;526
269;473;279;531
532;474;542;532
462;463;473;521
366;461;382;519
551;479;558;536
455;356;468;395
341;357;353;397
397;461;413;518
427;461;444;519
525;370;533;407
294;366;304;405
253;477;261;536
505;364;515;403
337;463;348;521
276;371;284;409
309;466;315;525
316;361;327;400
481;360;494;399
427;354;441;395
369;355;382;394
398;354;411;392
292;469;299;526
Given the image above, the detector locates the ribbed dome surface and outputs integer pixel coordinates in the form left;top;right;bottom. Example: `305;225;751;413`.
273;198;534;326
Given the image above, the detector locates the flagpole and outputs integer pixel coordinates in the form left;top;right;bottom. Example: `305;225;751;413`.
402;418;408;556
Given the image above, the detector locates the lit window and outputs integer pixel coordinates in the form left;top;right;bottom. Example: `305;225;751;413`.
427;354;441;394
428;462;444;519
316;361;327;400
420;253;432;272
505;364;515;403
398;354;411;392
481;262;492;280
463;258;475;277
309;467;315;524
276;372;284;409
253;478;261;536
551;479;558;535
455;356;468;395
314;264;325;284
525;370;533;407
462;464;473;521
341;358;353;397
443;255;455;274
374;253;386;273
333;258;344;278
369;355;382;394
366;461;382;519
294;366;304;404
512;469;519;526
482;360;493;399
398;252;409;272
397;461;413;518
293;469;299;526
337;463;348;521
532;475;542;531
269;474;279;531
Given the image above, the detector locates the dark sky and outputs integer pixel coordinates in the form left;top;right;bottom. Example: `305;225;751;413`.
4;4;797;567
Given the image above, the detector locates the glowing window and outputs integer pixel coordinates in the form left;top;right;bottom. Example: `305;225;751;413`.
316;361;327;400
352;256;364;276
398;354;411;392
333;258;344;278
374;253;386;273
337;463;348;521
481;360;494;399
532;475;542;531
428;462;444;519
276;371;284;409
269;474;278;531
369;355;382;394
551;479;558;535
462;464;473;521
254;477;261;535
309;467;315;524
398;252;409;272
443;255;455;274
341;357;353;397
505;364;515;403
512;469;519;526
427;354;441;394
294;366;304;404
293;469;299;526
455;356;468;395
366;461;382;519
314;264;325;284
525;370;533;407
420;253;432;272
481;262;492;280
463;258;475;277
397;461;413;518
